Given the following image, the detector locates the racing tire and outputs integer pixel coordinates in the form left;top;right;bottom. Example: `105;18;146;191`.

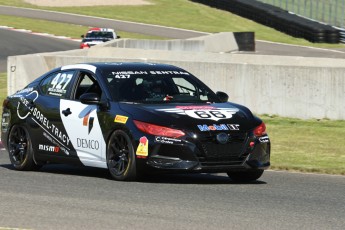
227;170;264;182
8;125;40;171
106;130;137;181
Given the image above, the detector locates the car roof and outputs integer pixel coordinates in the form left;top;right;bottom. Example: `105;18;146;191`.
87;28;115;32
60;62;187;74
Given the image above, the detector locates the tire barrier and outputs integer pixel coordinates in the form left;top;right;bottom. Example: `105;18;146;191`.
190;0;340;44
335;27;345;44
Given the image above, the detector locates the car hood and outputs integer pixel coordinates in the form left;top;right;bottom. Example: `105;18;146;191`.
119;102;262;133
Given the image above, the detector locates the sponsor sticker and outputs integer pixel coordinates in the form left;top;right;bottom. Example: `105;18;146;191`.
47;72;73;97
197;124;240;131
11;87;34;97
1;112;10;132
43;132;70;155
111;71;148;76
259;136;270;143
39;144;60;153
82;109;95;134
136;136;149;158
77;138;99;150
110;70;189;76
17;92;71;147
114;115;129;124
154;136;182;145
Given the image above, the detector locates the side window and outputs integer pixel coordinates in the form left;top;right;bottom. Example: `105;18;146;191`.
74;72;102;100
40;71;74;98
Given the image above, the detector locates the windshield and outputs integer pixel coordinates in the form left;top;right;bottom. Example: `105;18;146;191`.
85;31;114;39
104;70;219;103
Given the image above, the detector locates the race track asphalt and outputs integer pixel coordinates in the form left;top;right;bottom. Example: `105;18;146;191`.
0;29;79;72
0;150;344;229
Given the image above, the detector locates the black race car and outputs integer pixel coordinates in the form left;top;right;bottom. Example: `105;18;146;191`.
1;63;270;181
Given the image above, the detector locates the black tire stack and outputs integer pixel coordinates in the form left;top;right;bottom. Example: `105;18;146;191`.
191;0;340;43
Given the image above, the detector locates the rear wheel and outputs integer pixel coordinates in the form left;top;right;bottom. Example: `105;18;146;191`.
106;130;137;181
8;125;40;170
227;170;264;182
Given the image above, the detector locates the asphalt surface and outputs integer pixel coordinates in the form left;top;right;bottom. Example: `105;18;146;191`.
255;40;345;58
0;29;79;72
0;150;344;230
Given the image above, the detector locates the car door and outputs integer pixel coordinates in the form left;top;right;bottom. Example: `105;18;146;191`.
32;69;77;162
59;70;107;169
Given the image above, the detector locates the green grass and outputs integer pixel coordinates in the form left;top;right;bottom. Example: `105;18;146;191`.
0;73;6;116
0;15;165;40
262;115;345;175
0;0;344;48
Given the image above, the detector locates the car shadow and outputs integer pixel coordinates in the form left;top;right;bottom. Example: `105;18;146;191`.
137;173;267;185
0;163;267;185
1;163;110;179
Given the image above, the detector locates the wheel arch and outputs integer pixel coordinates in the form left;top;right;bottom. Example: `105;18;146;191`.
105;124;136;149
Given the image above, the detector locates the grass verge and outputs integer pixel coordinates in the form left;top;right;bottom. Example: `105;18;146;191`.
0;15;166;40
0;0;344;48
0;73;6;117
262;115;345;175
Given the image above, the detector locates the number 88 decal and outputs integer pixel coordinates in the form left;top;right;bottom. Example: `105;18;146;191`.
185;109;237;121
194;110;226;119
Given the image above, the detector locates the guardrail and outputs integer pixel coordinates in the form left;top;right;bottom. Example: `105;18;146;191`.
190;0;340;43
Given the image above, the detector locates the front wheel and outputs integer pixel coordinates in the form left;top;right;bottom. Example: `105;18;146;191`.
8;125;40;170
106;130;137;181
227;170;264;182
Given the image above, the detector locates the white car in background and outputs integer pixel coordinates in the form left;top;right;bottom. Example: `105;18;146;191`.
80;27;120;49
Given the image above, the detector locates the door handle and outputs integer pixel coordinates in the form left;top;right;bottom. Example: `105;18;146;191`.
62;108;72;117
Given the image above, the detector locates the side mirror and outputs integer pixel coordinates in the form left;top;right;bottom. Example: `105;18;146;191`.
117;35;121;39
216;91;229;103
81;35;85;38
80;93;101;105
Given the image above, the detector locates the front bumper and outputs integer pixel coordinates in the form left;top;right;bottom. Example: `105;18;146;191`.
139;133;270;173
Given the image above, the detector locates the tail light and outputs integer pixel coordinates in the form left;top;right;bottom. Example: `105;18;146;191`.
253;122;266;136
80;43;90;49
133;120;185;138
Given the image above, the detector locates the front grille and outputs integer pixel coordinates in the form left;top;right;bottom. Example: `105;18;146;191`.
196;132;248;166
201;142;244;157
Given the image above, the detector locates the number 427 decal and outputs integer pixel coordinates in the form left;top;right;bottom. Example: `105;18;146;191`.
156;107;239;121
47;73;73;96
51;73;73;90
